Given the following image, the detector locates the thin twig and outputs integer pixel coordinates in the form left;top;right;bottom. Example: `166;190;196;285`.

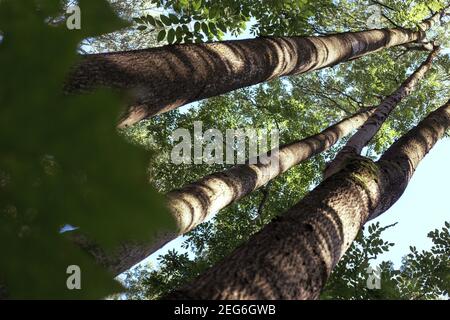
371;0;396;11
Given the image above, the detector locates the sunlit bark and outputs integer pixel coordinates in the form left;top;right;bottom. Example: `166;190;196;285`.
67;28;426;127
68;5;448;280
163;99;450;300
77;107;375;276
65;5;450;128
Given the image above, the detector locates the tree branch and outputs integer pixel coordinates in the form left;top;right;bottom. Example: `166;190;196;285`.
371;0;396;11
382;13;403;29
255;182;272;225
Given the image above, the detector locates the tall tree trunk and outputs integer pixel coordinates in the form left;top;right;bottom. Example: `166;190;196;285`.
67;28;428;128
166;108;376;239
76;107;376;276
68;6;447;280
105;42;438;276
324;46;440;178
66;5;449;128
163;99;450;300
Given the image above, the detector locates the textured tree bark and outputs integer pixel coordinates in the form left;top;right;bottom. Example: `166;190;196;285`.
163;99;450;300
66;28;426;128
324;46;439;178
166;108;376;237
66;5;447;281
66;5;450;128
82;107;375;276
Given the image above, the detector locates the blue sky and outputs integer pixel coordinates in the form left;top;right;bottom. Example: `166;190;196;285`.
373;138;450;266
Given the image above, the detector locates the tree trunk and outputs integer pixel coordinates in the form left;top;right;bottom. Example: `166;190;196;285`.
66;6;447;279
66;28;426;128
163;99;450;300
324;46;439;178
80;107;376;276
167;108;377;236
67;5;450;128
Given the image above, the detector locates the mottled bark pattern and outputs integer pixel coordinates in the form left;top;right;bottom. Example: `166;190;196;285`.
167;108;375;236
164;100;450;300
105;108;375;276
66;28;425;127
66;6;447;280
374;100;450;218
69;232;176;275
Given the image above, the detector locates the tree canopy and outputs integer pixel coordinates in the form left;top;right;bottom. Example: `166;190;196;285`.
0;0;449;299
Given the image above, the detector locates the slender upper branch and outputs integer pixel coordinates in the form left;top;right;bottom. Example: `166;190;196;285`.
164;98;450;300
324;46;440;178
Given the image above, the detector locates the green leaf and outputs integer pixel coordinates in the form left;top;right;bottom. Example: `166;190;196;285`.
157;29;166;42
217;22;227;33
167;28;176;44
192;0;202;11
176;26;184;42
146;15;156;26
168;13;179;24
175;27;184;43
201;22;209;35
209;6;220;19
209;22;217;34
0;0;174;298
160;15;172;26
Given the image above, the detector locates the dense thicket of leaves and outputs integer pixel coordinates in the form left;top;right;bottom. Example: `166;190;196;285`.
133;0;336;43
82;0;161;53
322;222;450;299
130;0;448;43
